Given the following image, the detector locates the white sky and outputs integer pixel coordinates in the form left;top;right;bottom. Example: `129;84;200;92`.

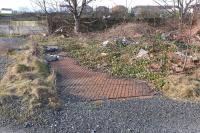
0;0;157;11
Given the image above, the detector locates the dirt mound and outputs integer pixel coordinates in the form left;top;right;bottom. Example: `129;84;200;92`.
92;23;155;41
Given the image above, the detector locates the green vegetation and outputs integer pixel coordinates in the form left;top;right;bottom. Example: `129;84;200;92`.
40;35;178;89
32;21;200;102
0;34;25;38
34;60;50;77
15;64;30;73
39;32;200;97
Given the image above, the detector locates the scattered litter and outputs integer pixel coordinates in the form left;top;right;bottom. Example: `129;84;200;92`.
102;40;110;47
192;56;199;62
171;64;183;73
42;33;47;37
174;51;199;62
175;51;185;57
121;37;132;46
45;54;60;62
44;45;59;53
101;53;108;56
161;33;167;40
116;37;132;46
136;49;149;58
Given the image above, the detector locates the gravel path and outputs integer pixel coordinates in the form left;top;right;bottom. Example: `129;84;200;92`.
1;97;200;133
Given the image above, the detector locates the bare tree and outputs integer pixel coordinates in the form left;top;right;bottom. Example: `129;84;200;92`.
154;0;197;25
31;0;60;34
60;0;95;34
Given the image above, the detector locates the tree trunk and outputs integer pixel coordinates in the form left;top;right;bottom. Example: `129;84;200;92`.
74;16;80;34
179;9;184;32
47;15;53;34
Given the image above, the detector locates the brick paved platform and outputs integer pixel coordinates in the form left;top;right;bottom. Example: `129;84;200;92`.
51;57;153;101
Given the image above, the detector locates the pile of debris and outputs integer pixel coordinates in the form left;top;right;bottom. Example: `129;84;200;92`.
161;26;200;43
168;51;200;73
147;51;200;73
101;37;139;47
96;23;155;41
44;45;60;62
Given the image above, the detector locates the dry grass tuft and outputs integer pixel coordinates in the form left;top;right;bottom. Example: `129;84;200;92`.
163;73;200;100
0;45;60;111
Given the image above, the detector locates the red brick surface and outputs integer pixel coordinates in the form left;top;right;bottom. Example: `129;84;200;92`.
51;57;153;101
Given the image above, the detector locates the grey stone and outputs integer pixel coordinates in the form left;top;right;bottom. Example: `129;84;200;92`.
24;122;33;128
91;129;96;133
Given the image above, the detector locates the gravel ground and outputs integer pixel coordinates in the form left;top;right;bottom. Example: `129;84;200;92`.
0;37;23;78
1;97;200;133
0;56;9;78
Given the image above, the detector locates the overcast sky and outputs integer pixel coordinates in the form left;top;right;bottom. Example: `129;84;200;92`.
0;0;157;11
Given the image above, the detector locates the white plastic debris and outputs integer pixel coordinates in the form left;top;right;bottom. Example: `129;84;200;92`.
45;54;60;62
136;49;149;58
102;40;110;47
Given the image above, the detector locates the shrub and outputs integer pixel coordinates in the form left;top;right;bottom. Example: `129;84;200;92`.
15;64;30;73
34;60;50;77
